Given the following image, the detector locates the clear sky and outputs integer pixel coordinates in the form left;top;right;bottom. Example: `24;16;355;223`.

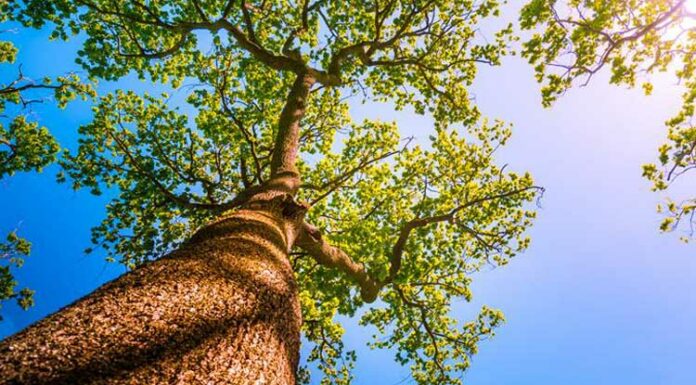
1;4;694;385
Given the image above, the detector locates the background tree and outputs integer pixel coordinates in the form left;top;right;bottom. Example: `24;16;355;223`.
0;230;33;321
0;14;92;320
520;0;696;241
0;1;541;384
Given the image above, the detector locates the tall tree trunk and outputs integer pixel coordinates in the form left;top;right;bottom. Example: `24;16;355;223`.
0;201;304;385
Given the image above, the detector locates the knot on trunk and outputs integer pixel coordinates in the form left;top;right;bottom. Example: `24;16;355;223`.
280;195;309;220
241;193;309;221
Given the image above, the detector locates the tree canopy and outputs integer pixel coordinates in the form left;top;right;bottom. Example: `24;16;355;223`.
521;0;696;240
3;0;696;381
0;1;547;383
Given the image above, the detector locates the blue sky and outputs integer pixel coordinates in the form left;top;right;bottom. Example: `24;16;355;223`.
1;5;695;385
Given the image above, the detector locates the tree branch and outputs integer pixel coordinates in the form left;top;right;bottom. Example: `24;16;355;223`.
383;186;544;286
297;185;542;302
303;138;412;206
269;72;315;184
295;222;381;302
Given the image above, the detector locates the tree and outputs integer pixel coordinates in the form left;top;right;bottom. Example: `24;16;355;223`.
0;1;541;384
0;230;33;321
520;0;696;241
0;14;92;320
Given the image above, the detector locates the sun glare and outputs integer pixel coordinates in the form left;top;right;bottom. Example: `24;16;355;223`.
687;0;696;14
664;0;696;40
683;0;696;32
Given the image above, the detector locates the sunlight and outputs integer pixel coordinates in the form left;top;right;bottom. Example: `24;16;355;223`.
663;0;696;41
686;0;696;14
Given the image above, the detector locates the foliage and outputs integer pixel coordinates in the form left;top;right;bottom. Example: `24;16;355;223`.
1;34;94;178
0;230;34;321
520;0;696;240
0;6;94;319
5;1;542;383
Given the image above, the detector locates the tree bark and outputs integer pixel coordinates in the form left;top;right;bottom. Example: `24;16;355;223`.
270;72;315;181
0;201;304;385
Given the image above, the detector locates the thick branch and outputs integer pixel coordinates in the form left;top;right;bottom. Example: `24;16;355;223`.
213;19;306;73
296;186;542;303
269;72;315;186
296;222;381;302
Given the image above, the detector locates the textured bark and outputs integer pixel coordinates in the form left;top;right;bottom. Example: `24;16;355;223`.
0;203;303;385
270;73;315;180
